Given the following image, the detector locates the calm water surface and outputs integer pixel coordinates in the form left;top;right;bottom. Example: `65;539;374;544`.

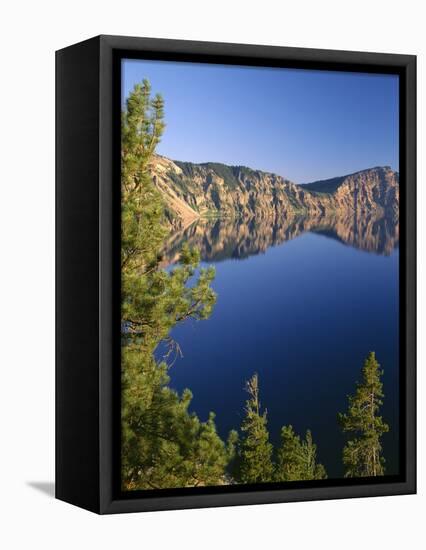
163;216;399;478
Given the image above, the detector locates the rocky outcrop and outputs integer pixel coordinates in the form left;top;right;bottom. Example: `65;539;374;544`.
304;167;399;218
149;156;399;230
149;155;200;227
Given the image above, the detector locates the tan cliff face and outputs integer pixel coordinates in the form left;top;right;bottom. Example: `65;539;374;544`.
149;156;399;231
322;166;399;218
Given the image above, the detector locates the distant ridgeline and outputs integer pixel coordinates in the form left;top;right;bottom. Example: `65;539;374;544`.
149;155;399;256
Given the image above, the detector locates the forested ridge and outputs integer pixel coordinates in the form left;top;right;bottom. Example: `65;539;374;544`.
121;80;390;490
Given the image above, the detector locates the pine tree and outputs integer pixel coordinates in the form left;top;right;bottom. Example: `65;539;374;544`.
303;430;327;480
121;346;231;489
237;374;274;483
338;351;389;477
120;81;229;491
121;80;166;273
121;81;216;352
275;425;326;481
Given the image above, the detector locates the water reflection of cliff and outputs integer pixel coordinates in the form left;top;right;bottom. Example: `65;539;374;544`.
162;212;399;265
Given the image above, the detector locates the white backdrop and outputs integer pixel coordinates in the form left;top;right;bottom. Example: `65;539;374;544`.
0;1;423;548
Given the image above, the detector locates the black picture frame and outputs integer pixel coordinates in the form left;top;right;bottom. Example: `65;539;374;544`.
56;35;416;514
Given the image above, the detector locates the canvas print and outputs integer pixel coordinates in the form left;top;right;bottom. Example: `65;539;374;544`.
120;59;399;492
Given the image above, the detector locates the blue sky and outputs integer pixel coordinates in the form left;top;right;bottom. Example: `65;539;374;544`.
122;59;399;183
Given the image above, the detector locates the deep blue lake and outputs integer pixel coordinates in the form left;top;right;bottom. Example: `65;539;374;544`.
163;217;399;478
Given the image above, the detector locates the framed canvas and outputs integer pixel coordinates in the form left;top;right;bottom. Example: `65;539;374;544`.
56;35;416;514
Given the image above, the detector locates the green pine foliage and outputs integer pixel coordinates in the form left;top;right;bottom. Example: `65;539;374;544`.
236;374;274;483
122;345;236;489
121;81;228;491
338;351;389;477
121;80;167;273
234;376;326;484
275;426;327;481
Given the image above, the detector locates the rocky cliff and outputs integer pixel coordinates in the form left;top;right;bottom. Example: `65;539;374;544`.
303;167;399;218
149;155;399;230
